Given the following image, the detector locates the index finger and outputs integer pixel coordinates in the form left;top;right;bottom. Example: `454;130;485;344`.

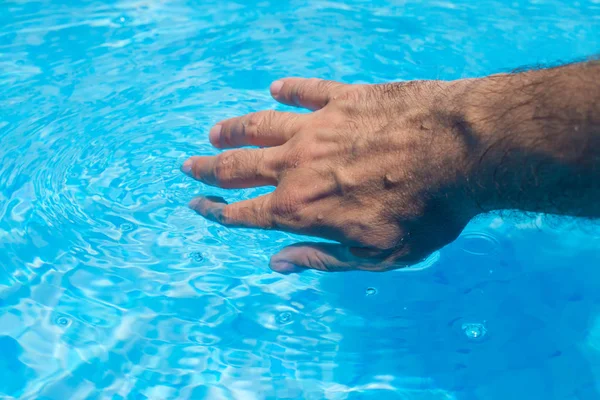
211;110;305;149
269;242;408;273
270;78;345;111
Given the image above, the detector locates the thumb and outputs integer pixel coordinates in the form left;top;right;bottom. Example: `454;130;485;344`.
269;242;396;273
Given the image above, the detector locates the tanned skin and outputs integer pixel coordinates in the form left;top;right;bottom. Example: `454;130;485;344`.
181;61;600;273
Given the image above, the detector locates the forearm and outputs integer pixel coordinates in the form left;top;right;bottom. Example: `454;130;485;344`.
461;61;600;218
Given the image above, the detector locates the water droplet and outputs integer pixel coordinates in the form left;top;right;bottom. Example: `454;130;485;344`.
365;287;377;296
461;322;487;340
120;223;133;232
460;232;499;256
189;252;204;262
113;15;131;25
55;316;71;328
276;312;292;325
190;333;220;346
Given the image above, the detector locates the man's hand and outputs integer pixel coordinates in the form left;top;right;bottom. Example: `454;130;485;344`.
182;62;600;273
182;78;481;272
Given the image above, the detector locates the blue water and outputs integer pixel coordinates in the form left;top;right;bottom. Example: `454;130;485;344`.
1;0;599;399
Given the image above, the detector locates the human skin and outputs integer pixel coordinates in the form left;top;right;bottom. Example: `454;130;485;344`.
181;61;600;273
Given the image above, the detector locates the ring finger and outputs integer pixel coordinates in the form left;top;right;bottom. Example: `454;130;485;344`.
210;110;306;149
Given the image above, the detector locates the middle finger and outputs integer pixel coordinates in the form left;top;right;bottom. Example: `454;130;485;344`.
211;110;307;149
182;148;281;188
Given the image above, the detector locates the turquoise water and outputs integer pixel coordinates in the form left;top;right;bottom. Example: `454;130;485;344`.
1;0;600;399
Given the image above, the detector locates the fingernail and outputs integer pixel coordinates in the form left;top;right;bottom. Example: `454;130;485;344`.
270;80;284;97
271;261;302;274
181;160;193;176
209;124;222;146
188;198;200;210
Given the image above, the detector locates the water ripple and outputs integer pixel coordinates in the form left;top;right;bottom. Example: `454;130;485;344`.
459;232;500;256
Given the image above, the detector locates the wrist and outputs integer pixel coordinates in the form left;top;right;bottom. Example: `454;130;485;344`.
457;64;600;216
457;72;544;214
415;78;490;221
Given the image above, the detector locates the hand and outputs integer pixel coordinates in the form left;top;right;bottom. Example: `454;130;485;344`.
182;77;482;272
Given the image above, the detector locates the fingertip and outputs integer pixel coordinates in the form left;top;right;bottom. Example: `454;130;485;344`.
269;259;304;274
181;159;193;176
209;124;222;147
188;197;203;211
188;196;227;210
270;80;284;98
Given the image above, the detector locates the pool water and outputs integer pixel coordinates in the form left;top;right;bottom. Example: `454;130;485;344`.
1;0;599;399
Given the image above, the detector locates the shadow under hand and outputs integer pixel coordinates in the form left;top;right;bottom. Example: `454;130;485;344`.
314;220;600;399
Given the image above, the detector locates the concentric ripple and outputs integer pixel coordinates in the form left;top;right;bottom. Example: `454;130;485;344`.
459;232;500;256
1;0;600;399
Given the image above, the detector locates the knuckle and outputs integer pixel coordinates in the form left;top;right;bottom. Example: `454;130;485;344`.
320;79;340;92
259;110;276;135
305;252;328;271
315;78;331;92
214;153;236;184
272;192;302;219
261;109;277;124
219;205;236;225
333;87;363;104
247;110;276;140
281;113;300;135
330;89;368;116
244;113;261;140
296;79;324;101
283;145;309;169
247;111;262;127
295;82;311;103
344;219;372;240
253;206;273;229
189;159;201;179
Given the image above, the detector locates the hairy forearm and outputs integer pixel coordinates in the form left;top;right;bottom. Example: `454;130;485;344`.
461;61;600;218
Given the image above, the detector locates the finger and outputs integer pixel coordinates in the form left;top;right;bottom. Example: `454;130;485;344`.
211;110;306;149
181;148;279;189
189;195;274;229
270;78;345;111
269;242;405;273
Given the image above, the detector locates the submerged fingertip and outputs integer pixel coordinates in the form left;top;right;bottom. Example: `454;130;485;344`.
188;197;203;210
209;124;222;146
181;159;193;175
270;80;284;97
270;260;303;274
